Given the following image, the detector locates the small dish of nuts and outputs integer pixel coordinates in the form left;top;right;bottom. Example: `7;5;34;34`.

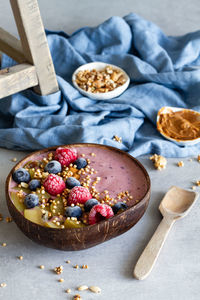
72;62;130;100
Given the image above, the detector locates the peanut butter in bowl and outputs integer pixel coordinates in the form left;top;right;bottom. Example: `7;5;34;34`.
157;106;200;146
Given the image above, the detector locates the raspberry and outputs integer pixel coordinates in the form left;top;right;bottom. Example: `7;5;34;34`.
43;174;65;196
54;147;77;167
68;186;92;205
89;204;114;225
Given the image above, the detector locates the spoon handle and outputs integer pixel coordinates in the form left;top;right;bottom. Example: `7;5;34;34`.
133;217;175;280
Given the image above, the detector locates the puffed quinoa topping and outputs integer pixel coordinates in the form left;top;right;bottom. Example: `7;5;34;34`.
74;295;82;300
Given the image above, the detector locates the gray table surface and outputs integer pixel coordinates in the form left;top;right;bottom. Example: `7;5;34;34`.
0;1;200;300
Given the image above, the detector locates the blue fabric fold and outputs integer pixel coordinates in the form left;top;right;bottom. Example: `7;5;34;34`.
1;13;200;156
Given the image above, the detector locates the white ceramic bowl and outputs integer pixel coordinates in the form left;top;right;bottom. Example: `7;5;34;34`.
72;62;130;100
157;106;200;146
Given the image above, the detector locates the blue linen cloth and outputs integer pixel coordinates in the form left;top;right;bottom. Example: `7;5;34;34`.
1;13;200;157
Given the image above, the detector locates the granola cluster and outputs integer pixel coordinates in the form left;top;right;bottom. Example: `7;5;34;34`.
75;66;126;93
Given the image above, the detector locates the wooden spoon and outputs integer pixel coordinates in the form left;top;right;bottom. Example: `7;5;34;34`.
133;186;198;280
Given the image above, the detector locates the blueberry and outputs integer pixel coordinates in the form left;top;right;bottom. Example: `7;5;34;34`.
65;206;82;218
12;168;31;183
44;160;62;174
28;179;41;191
66;177;81;189
24;194;39;209
84;198;99;212
74;158;87;170
112;202;128;214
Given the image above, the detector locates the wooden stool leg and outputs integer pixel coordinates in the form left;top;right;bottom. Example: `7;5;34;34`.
10;0;59;95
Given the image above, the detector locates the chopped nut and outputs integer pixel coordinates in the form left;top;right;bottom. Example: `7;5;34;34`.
177;161;184;167
89;286;101;294
75;66;126;94
58;278;64;282
65;289;71;294
150;154;167;170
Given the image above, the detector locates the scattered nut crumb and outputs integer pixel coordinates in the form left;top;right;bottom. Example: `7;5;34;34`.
39;265;44;269
18;256;23;260
74;295;82;300
66;260;71;264
196;181;200;186
81;264;89;269
74;264;79;269
77;285;88;291
192;186;196;190
177;161;184;167
113;135;122;143
65;289;71;294
150;154;167;170
0;283;7;288
89;286;101;294
54;266;63;275
58;278;64;282
6;217;12;223
2;243;7;247
0;213;3;221
11;157;17;162
197;155;200;162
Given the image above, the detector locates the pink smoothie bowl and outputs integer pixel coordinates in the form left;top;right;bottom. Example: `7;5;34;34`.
5;143;151;251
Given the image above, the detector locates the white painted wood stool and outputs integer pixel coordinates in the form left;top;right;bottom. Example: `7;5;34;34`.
0;0;59;99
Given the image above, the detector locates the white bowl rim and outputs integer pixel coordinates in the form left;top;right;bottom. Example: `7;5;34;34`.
72;62;130;100
156;106;200;146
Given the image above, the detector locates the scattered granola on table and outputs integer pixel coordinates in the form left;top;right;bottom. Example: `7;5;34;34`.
150;154;167;170
113;135;122;143
177;161;184;167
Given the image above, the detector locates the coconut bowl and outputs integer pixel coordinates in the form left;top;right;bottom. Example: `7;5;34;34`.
6;143;150;251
